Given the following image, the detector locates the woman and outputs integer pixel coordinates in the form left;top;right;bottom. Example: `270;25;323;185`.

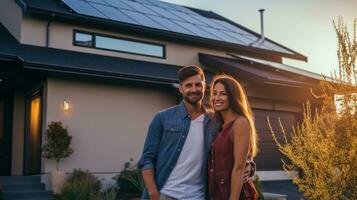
208;75;259;200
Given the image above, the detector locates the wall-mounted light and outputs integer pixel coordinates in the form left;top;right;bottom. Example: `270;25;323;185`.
63;100;70;111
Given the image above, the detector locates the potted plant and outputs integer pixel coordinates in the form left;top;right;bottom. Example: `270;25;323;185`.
42;121;74;194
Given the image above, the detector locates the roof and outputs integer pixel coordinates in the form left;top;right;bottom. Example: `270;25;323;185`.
199;53;320;88
15;0;307;61
228;53;330;81
0;23;210;85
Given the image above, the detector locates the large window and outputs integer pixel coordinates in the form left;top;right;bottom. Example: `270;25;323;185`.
73;30;165;58
24;91;42;175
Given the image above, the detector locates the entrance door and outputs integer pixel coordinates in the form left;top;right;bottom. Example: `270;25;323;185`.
0;94;13;176
23;91;42;175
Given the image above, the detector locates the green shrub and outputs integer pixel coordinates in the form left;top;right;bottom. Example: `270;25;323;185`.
60;169;102;200
97;188;118;200
42;121;74;170
114;159;144;199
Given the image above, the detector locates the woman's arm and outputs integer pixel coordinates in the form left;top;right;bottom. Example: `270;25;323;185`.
230;117;251;200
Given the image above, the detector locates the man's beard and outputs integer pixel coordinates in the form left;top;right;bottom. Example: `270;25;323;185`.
183;92;203;105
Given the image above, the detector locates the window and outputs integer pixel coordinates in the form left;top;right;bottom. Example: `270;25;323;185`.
74;32;93;47
73;30;165;58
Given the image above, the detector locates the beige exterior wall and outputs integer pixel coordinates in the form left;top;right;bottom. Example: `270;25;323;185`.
44;77;176;173
0;0;22;41
11;93;25;175
21;16;47;46
20;17;229;67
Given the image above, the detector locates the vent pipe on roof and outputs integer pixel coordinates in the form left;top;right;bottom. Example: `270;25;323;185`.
259;9;265;40
249;9;266;46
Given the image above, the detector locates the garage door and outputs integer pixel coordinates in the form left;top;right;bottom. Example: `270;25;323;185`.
253;109;298;171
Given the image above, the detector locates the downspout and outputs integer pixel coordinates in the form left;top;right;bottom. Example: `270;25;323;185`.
46;13;55;47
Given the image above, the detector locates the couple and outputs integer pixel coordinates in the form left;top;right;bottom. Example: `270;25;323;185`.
138;66;259;200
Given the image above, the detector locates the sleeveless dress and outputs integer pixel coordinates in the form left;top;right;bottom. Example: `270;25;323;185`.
208;120;258;200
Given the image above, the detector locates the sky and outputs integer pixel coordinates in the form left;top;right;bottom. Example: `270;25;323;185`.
163;0;357;76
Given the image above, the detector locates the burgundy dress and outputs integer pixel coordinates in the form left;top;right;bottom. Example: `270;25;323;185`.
208;121;258;200
209;121;235;200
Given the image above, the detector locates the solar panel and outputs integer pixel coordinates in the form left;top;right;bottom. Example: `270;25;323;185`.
168;11;207;26
173;20;220;41
88;0;108;5
198;26;242;44
131;0;155;6
146;0;176;10
221;31;251;45
145;5;183;21
148;15;194;35
61;0;293;54
62;0;106;18
258;41;292;54
122;0;160;16
90;2;137;24
211;19;255;37
103;0;134;11
120;9;166;30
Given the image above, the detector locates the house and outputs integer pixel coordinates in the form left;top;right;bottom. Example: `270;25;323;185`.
0;0;323;189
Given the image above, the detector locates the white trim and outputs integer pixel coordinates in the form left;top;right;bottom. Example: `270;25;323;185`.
255;170;298;181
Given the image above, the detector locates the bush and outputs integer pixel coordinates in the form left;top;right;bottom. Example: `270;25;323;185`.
42;121;74;170
114;159;144;199
269;18;357;200
60;169;102;200
96;188;118;200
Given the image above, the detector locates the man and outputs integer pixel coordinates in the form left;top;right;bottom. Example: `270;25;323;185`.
138;66;255;200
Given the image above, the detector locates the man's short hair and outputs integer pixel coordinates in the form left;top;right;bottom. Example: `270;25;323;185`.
177;65;205;83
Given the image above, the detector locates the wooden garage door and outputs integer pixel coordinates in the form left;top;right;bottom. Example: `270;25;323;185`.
253;109;298;171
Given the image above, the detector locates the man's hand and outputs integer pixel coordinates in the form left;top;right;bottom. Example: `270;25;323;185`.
149;190;160;200
243;162;252;182
142;169;160;200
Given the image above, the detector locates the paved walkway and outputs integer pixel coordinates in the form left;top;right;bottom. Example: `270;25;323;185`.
261;180;305;200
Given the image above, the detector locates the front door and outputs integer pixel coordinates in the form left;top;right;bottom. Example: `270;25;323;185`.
0;94;13;176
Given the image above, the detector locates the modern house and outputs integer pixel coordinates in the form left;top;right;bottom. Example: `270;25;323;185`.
0;0;323;189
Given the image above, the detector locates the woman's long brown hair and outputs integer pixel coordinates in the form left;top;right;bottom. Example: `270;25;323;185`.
210;74;258;158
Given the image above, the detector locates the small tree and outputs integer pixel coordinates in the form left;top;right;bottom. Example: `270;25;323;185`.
42;121;74;170
269;18;357;200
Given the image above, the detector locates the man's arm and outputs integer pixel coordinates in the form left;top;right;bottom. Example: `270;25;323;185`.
137;113;163;199
142;169;160;200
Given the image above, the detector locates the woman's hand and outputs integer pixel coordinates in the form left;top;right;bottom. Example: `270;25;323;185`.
243;162;252;182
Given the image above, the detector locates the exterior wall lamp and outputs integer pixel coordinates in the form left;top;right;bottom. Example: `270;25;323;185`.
63;100;70;111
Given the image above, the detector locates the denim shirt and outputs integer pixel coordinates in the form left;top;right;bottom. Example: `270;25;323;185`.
138;102;218;200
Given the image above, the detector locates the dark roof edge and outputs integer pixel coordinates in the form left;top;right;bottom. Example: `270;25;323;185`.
0;53;24;63
15;0;27;11
199;53;314;89
19;2;307;62
0;54;177;85
199;53;318;83
24;62;177;85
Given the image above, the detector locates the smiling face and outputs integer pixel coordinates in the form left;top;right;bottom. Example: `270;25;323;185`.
179;74;205;105
212;82;231;112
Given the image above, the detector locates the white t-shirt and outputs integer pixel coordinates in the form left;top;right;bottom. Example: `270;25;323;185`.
160;114;205;200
